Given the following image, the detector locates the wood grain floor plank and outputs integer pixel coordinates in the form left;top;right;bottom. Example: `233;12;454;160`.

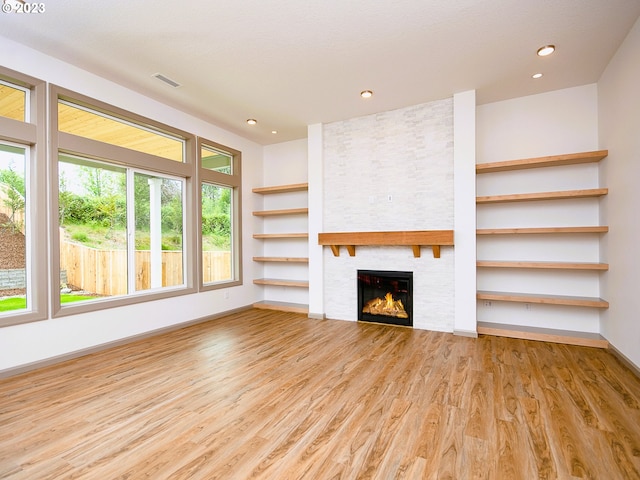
513;396;559;478
460;435;491;479
538;385;600;478
496;418;534;479
1;309;640;479
462;369;493;441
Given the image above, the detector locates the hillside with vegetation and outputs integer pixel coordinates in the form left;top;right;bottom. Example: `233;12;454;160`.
0;213;26;297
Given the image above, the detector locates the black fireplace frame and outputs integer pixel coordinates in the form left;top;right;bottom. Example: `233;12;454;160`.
357;270;413;327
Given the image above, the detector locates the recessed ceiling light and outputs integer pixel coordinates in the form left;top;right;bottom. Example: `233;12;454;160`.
271;130;278;134
246;119;257;125
532;73;543;79
360;90;373;98
537;45;555;57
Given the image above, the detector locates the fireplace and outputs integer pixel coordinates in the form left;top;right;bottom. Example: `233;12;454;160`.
357;270;413;327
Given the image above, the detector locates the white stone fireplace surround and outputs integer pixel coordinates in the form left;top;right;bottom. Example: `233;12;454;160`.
320;98;455;332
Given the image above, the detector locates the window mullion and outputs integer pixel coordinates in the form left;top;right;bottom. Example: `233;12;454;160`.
126;168;136;294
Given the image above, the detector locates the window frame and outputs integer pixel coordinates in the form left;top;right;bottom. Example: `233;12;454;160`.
49;85;197;317
0;67;47;327
197;138;242;291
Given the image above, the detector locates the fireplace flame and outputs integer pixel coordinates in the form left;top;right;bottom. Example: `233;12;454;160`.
362;292;408;319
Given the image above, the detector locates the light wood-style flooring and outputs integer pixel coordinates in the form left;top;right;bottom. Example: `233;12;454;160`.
1;309;640;479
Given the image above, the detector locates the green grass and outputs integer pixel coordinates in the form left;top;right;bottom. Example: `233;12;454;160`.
0;297;25;312
63;223;228;251
0;294;99;312
63;223;127;250
71;232;89;242
61;294;98;304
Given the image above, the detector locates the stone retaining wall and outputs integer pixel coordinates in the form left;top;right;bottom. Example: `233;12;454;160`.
0;269;67;290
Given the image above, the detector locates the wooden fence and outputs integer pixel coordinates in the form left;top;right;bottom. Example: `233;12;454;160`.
60;241;231;295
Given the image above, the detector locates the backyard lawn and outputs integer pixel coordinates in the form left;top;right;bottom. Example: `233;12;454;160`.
0;294;98;312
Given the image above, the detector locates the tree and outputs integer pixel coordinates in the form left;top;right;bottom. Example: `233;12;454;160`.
0;167;26;231
201;184;231;248
79;166;118;197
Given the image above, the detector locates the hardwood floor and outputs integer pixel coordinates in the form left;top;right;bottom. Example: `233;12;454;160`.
1;309;640;479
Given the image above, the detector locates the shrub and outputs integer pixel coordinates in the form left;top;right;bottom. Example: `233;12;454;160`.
72;232;89;242
202;214;230;237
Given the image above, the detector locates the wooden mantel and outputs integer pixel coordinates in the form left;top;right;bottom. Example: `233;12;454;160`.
318;230;454;258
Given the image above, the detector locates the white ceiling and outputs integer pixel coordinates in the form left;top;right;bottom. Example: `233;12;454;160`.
2;0;639;145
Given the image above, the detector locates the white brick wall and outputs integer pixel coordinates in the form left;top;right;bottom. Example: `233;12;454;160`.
322;98;454;331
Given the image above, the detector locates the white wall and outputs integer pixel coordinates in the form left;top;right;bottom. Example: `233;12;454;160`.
453;91;477;336
258;139;309;305
598;17;640;368
307;124;324;318
477;85;599;161
476;85;602;332
321;99;455;331
262;139;309;186
0;38;263;374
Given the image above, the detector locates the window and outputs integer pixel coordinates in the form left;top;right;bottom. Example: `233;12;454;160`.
0;143;28;312
58;100;185;162
2;77;243;324
201;145;233;174
0;80;29;122
199;140;241;289
0;69;46;327
201;183;232;283
52;87;195;314
132;172;185;291
58;157;186;301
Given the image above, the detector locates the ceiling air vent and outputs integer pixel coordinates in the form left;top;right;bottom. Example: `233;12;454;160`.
152;73;181;88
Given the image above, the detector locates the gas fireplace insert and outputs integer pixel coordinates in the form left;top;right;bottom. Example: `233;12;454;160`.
357;270;413;327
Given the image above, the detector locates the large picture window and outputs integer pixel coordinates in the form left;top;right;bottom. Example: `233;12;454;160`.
58;157;186;302
2;77;243;325
52;87;195;315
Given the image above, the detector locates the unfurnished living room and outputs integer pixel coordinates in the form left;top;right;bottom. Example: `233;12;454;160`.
1;1;640;478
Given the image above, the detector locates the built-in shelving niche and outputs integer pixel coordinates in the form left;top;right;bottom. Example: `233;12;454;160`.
476;150;609;348
252;183;309;314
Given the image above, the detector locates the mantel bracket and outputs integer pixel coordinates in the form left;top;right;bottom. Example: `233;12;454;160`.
327;244;441;258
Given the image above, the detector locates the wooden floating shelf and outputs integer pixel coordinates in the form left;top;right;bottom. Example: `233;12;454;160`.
253;208;308;217
253;257;309;263
477;322;609;349
253;301;309;314
252;183;308;194
477;226;608;235
476;188;608;204
477;291;609;308
477;260;609;271
253;278;309;288
476;150;608;174
253;233;308;239
318;230;454;258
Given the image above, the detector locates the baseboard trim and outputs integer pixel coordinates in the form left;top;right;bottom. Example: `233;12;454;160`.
0;305;252;379
607;342;640;379
454;328;478;338
308;312;326;320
